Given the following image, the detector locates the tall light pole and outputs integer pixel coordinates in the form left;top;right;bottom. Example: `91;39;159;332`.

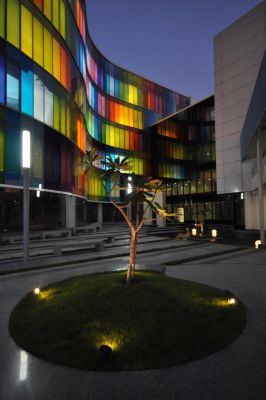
22;130;31;264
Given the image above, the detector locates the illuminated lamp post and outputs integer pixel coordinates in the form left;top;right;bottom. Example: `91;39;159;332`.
22;130;31;264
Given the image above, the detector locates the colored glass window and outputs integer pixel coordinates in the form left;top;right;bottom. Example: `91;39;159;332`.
53;95;60;131
44;28;53;74
7;0;20;48
34;0;43;10
33;17;43;67
31;129;43;179
60;47;67;88
0;0;5;39
44;87;53;126
44;0;52;20
21;69;33;116
6;64;19;110
60;0;66;38
34;74;44;122
21;6;33;58
52;38;60;81
0;56;5;104
53;0;60;30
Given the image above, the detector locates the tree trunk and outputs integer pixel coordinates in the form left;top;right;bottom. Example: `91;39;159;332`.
126;230;137;285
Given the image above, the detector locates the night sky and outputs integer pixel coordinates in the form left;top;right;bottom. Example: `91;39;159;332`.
87;0;262;99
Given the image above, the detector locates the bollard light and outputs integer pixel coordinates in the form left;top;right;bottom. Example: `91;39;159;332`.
255;240;261;249
192;228;197;236
211;229;217;238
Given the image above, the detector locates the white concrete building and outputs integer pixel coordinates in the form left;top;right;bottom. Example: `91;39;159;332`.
214;1;266;239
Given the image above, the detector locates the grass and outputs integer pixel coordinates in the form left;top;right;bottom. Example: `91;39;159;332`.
9;271;246;371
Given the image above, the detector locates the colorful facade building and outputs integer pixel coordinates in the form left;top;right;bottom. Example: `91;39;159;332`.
0;0;190;229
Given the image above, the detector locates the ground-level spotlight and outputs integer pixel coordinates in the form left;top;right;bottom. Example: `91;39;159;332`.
211;229;218;238
192;228;197;236
33;287;40;296
99;344;112;360
228;298;236;305
255;240;261;249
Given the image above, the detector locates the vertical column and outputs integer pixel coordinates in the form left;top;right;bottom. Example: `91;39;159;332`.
97;203;103;226
256;131;265;246
143;206;153;225
23;168;30;264
65;195;76;229
244;191;256;230
155;191;166;228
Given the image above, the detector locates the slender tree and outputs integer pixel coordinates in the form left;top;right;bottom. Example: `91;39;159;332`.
83;151;176;285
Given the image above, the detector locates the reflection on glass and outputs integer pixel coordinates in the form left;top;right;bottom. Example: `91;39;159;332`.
19;350;28;381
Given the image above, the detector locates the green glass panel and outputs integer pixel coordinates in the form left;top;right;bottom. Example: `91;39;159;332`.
7;0;19;48
0;0;5;39
53;95;60;131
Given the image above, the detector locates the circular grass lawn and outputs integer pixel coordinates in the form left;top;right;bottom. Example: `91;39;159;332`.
9;271;246;371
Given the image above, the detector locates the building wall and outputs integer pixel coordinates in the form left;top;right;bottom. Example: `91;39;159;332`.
214;1;266;194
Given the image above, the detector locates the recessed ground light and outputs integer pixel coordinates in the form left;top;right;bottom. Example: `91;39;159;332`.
33;287;40;295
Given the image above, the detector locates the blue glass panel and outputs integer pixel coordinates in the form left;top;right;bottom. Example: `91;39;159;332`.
91;85;95;109
0;56;5;104
114;79;119;98
21;69;33;116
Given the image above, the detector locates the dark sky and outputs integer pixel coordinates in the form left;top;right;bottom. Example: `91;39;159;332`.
87;0;262;99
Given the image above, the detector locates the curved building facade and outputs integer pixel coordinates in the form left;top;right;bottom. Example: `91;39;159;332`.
0;0;190;228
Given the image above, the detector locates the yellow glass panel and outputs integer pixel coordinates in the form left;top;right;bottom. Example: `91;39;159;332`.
0;0;5;39
128;85;134;104
60;0;66;38
53;0;59;30
33;18;43;66
7;0;19;48
110;126;115;147
133;86;138;105
44;0;52;20
53;95;60;131
114;127;119;148
43;28;52;74
105;124;110;145
21;6;33;58
52;38;60;81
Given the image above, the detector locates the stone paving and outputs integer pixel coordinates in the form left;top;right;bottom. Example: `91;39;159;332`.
0;236;265;400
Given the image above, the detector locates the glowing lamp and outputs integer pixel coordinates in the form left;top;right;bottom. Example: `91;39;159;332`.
255;240;261;249
192;228;197;236
22;130;31;169
211;229;217;238
228;298;236;305
33;287;40;295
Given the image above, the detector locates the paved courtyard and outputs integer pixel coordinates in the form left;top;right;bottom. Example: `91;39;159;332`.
0;237;265;400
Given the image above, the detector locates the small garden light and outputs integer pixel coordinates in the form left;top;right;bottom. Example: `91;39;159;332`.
33;287;40;296
192;228;197;236
211;229;217;238
255;240;261;249
228;298;236;305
